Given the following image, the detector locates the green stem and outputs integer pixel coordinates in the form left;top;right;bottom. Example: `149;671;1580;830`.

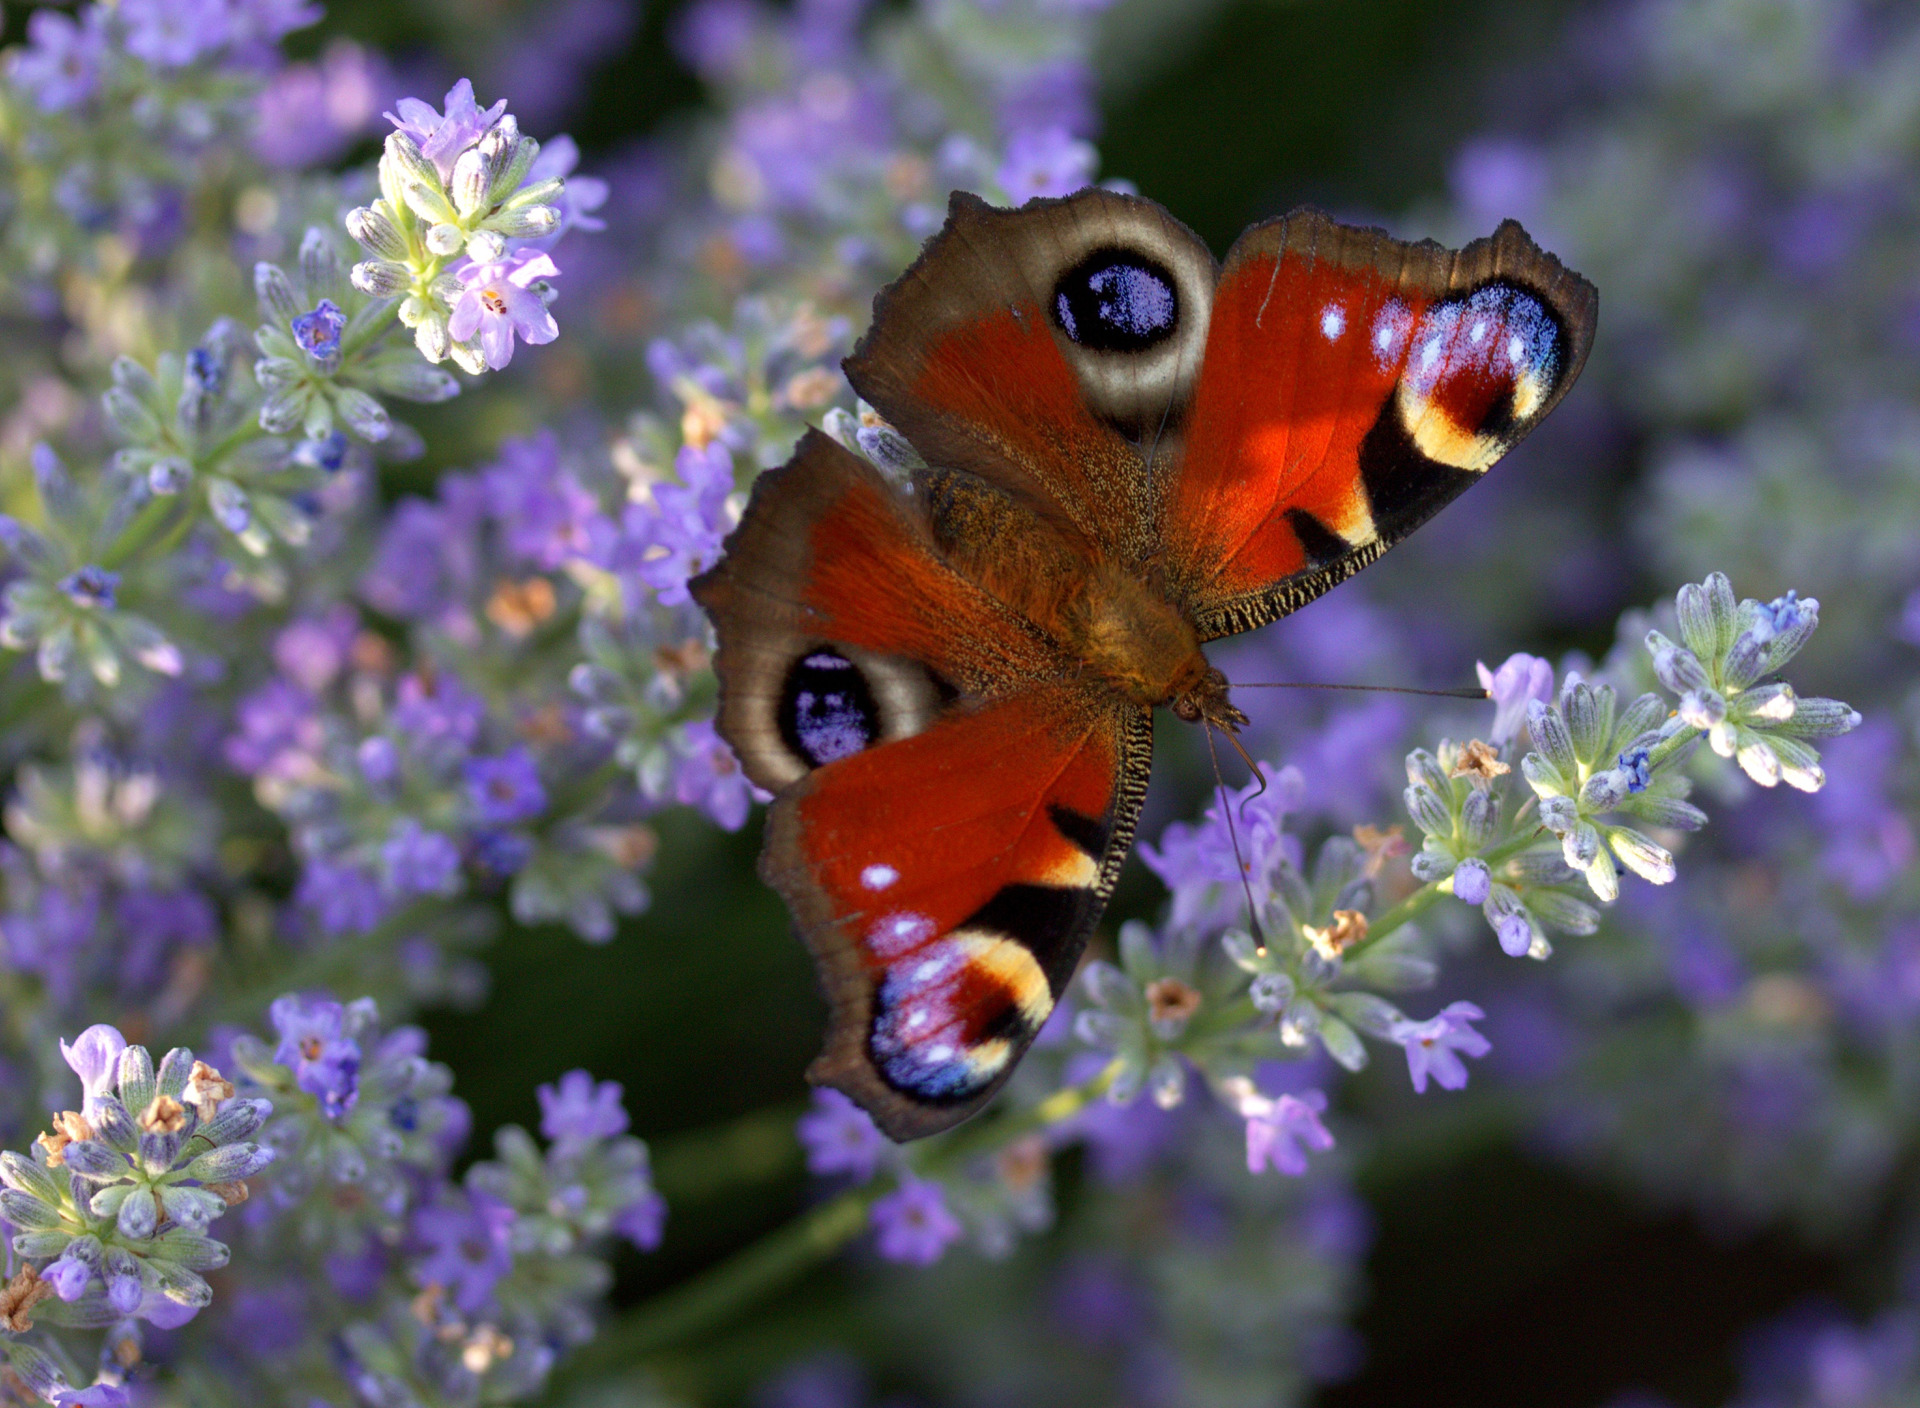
560;1060;1125;1378
1345;820;1552;961
100;495;177;569
563;1189;874;1377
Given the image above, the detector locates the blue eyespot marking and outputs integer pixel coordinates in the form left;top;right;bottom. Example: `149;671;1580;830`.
1054;250;1179;353
778;649;878;768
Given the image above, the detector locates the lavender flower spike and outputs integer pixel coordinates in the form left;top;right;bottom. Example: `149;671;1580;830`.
870;1180;963;1265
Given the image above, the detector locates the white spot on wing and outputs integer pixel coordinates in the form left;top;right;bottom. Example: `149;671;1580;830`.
1320;304;1346;340
861;864;898;892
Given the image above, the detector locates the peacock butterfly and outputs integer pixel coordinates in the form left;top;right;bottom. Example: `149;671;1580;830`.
691;188;1597;1140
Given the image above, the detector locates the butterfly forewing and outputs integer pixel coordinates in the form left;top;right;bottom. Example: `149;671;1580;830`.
1161;211;1598;639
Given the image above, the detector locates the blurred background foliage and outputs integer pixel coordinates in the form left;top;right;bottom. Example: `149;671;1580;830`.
0;0;1905;1404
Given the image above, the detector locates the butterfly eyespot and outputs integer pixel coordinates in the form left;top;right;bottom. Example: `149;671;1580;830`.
779;649;880;767
1390;281;1570;472
1053;249;1179;353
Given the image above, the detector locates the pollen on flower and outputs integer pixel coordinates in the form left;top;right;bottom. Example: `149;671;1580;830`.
995;1135;1049;1194
485;576;557;637
461;1324;515;1373
1304;909;1369;961
1449;739;1510;785
1145;977;1203;1025
1352;823;1408;878
0;1265;52;1333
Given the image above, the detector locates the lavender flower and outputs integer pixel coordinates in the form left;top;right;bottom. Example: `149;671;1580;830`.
671;720;758;830
412;1187;516;1315
615;440;736;607
381;819;463;898
386;79;508;183
869;1180;963;1265
1233;1086;1336;1176
8;9;106;112
447;251;560;371
797;1089;885;1183
1477;652;1555;746
1390;1002;1492;1094
269;995;364;1119
996;126;1097;203
537;1070;629;1154
290;299;347;363
467;749;548;826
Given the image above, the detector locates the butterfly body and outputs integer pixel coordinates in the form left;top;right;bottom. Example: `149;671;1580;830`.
692;189;1596;1139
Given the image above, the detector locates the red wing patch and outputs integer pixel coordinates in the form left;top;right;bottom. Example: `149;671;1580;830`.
1158;213;1596;635
762;685;1149;1140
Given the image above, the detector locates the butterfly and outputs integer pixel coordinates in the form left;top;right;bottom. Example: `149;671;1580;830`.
691;189;1596;1140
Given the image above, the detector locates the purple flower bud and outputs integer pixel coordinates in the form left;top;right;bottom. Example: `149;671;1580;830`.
1618;747;1652;792
1452;857;1492;906
43;1256;91;1301
1484;886;1536;958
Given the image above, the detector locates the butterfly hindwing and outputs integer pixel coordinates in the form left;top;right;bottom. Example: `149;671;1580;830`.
845;189;1217;555
767;687;1149;1139
1157;211;1598;639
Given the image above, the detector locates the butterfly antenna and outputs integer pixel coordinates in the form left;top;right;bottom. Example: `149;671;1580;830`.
1203;721;1268;957
1235;681;1491;700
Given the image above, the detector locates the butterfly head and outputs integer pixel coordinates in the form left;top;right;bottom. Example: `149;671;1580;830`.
1170;664;1247;734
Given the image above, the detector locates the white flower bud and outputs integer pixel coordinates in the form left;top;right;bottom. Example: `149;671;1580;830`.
1606;826;1675;884
345;204;408;261
451;148;490;218
351;260;410;297
425;222;465;257
463;230;506;265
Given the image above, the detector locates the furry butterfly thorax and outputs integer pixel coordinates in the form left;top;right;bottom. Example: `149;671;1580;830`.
691;187;1597;1140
